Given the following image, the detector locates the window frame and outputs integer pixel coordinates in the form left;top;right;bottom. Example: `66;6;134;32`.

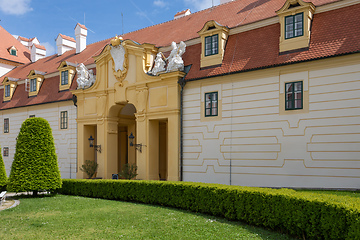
205;92;218;117
61;70;69;86
4;118;9;133
30;78;37;92
4;85;10;97
60;111;68;129
204;34;219;57
285;12;304;39
285;81;303;110
3;147;9;157
10;49;17;56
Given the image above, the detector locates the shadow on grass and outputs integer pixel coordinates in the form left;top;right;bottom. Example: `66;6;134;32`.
116;199;295;240
9;192;57;200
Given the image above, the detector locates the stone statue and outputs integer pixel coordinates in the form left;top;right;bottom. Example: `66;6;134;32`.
76;63;96;89
149;52;165;75
147;41;186;75
166;41;186;72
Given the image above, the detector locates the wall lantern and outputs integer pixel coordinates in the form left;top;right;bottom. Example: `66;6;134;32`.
88;135;101;153
128;132;146;153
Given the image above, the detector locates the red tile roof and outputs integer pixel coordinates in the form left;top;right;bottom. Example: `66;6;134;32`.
33;43;46;50
184;3;360;80
75;23;87;30
59;34;76;43
17;36;30;42
0;26;31;64
1;0;359;110
120;0;339;47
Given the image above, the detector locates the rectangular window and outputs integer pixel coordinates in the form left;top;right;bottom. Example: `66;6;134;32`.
3;147;9;157
205;34;218;56
29;115;35;118
10;49;16;56
205;92;218;117
30;78;36;92
4;85;10;97
60;111;68;129
285;13;303;39
4;118;9;133
285;81;303;110
61;70;68;85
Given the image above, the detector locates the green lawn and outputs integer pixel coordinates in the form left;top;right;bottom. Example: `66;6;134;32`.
0;194;295;240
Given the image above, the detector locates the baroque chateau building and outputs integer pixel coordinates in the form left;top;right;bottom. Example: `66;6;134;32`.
1;0;360;189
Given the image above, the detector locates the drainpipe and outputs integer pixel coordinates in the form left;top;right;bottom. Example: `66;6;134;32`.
178;65;192;181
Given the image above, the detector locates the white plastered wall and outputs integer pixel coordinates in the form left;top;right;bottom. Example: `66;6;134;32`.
182;57;360;189
0;101;77;179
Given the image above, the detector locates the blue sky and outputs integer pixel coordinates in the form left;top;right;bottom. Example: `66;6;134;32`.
0;0;221;56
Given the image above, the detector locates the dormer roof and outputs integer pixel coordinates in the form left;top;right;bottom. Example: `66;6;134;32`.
0;25;31;64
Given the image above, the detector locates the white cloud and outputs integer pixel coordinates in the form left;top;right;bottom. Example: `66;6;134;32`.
184;0;220;11
0;0;33;15
153;0;167;8
42;42;56;56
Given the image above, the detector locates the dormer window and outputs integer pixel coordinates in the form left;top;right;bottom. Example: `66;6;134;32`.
10;49;17;56
26;70;45;97
4;85;10;97
205;35;218;56
61;70;69;85
30;78;37;92
8;46;17;56
57;61;76;91
285;13;303;39
2;77;18;101
198;20;229;68
276;0;315;53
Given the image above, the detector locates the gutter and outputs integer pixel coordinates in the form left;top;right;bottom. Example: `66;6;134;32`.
178;65;192;181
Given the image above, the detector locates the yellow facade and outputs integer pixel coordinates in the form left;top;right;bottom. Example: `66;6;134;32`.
73;39;185;180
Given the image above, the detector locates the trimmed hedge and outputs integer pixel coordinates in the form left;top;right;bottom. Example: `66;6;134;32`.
8;118;62;193
59;180;360;239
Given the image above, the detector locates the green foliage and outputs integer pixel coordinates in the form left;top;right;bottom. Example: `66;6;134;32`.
118;163;138;180
59;180;360;240
8;118;62;193
79;160;98;178
0;147;7;188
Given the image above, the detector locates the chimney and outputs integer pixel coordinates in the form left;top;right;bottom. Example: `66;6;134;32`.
174;9;191;20
31;44;46;62
220;0;234;4
75;23;87;54
56;34;76;56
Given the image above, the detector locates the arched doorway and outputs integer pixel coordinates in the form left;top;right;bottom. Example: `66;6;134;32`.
117;103;136;176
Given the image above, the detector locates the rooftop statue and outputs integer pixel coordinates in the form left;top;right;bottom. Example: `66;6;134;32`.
76;63;96;89
147;41;186;76
166;41;186;72
148;52;166;76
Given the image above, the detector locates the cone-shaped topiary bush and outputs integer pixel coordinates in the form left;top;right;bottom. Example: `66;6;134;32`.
0;147;7;191
8;117;62;194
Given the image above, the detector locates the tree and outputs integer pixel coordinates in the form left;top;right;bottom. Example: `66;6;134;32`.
0;147;7;191
8;118;62;195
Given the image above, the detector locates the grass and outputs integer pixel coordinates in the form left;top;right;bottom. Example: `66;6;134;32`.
0;194;295;240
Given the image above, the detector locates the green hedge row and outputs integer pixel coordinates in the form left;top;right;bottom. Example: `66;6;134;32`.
59;180;360;239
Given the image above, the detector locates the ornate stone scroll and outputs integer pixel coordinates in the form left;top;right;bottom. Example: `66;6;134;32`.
110;36;128;84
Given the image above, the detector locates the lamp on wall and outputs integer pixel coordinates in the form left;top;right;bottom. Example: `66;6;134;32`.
88;135;101;153
128;132;146;153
